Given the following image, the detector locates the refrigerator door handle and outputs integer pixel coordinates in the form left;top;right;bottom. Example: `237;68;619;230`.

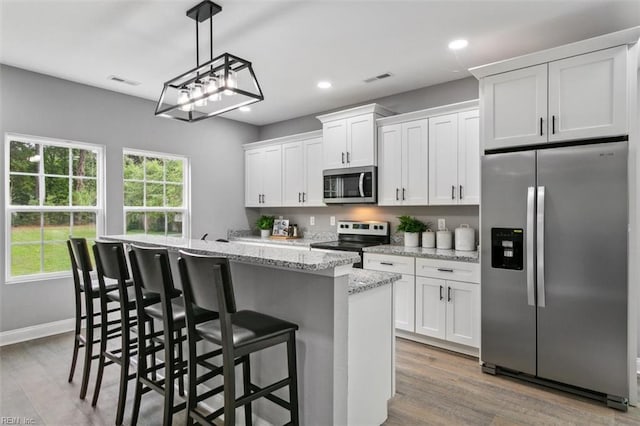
527;186;535;307
537;186;546;308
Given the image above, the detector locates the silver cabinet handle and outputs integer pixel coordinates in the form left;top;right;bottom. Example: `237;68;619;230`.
402;188;406;201
451;185;455;200
258;194;261;204
447;286;452;302
342;152;345;164
439;285;443;301
347;152;350;163
460;185;463;199
526;187;535;307
539;117;543;136
380;262;394;266
437;268;453;272
537;186;546;308
302;192;306;202
552;116;556;134
298;192;301;202
396;188;399;201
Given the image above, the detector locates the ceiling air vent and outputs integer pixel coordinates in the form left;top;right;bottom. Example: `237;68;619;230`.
363;72;393;83
107;75;141;86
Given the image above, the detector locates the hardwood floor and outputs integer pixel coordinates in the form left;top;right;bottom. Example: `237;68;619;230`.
386;338;640;425
1;332;639;425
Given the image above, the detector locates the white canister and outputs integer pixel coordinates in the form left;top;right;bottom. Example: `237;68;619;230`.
404;232;420;247
436;230;453;250
454;224;475;251
422;231;435;248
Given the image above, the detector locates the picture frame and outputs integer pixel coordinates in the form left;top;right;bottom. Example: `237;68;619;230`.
272;219;290;236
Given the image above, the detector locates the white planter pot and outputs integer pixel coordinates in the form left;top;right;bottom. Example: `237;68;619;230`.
260;229;271;239
404;232;420;247
422;231;435;248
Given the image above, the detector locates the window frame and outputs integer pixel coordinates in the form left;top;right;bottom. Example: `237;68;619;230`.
122;148;190;239
4;133;106;284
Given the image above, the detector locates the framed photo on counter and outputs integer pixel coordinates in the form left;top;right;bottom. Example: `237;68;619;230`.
272;219;289;236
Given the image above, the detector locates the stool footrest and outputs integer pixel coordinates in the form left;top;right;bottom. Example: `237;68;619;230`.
237;378;290;409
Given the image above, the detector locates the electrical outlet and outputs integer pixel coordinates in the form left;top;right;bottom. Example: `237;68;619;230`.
310;216;315;226
279;215;283;220
438;218;446;231
330;216;336;226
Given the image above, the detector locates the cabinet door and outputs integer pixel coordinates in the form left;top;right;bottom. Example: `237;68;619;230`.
347;115;375;167
415;276;446;339
261;145;282;207
483;64;548;150
457;110;480;205
377;124;403;206
393;274;415;332
548;45;627;142
402;119;429;205
303;137;325;206
282;142;304;206
245;148;263;207
428;114;459;205
445;280;479;348
323;120;347;169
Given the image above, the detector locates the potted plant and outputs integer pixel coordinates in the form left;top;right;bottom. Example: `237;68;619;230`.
256;215;275;238
422;222;435;248
397;215;427;247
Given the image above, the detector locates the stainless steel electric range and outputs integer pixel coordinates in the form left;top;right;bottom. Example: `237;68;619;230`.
310;220;390;268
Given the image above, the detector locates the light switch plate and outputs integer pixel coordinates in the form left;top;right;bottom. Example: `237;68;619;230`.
330;216;336;226
438;218;446;230
310;216;315;226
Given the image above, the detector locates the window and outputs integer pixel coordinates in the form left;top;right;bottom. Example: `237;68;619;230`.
5;134;104;282
123;149;189;238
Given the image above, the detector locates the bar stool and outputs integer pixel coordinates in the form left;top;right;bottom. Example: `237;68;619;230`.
67;238;120;400
128;245;215;426
91;240;161;425
177;250;300;426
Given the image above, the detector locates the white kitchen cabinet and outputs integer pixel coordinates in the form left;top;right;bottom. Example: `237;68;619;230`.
414;258;480;350
482;45;627;150
282;136;324;207
318;104;393;170
245;145;282;207
415;276;446;339
363;253;415;332
428;110;479;205
378;119;429;206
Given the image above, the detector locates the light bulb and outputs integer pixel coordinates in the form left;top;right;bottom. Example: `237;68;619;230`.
223;70;237;96
178;89;193;112
191;82;207;107
205;77;220;101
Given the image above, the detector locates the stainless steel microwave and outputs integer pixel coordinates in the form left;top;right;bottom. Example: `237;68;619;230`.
322;166;377;204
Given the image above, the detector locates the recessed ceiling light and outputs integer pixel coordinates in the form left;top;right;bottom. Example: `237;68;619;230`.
317;81;332;89
239;106;251;112
448;39;468;50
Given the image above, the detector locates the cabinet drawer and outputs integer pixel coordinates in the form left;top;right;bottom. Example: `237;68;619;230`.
363;253;415;275
415;258;479;283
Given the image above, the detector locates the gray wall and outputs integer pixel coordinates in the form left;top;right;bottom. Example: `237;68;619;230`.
0;65;259;332
258;76;479;140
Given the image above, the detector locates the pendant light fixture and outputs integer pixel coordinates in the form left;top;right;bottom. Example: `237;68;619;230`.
155;1;264;122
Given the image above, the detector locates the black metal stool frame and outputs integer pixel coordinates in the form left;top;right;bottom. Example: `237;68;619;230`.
178;251;300;426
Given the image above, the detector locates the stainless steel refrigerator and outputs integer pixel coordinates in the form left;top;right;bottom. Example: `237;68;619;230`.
481;140;629;409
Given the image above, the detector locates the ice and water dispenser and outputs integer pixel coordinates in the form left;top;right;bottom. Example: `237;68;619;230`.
491;228;524;270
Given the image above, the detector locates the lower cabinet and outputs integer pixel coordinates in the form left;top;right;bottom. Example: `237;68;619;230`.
415;276;479;347
364;252;480;354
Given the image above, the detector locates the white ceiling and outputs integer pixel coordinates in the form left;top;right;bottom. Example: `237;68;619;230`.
1;0;639;126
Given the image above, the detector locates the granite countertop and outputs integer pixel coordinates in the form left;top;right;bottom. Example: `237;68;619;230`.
363;244;479;263
348;269;401;295
101;234;359;271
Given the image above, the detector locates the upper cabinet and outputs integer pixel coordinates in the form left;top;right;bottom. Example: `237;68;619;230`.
245;144;282;207
245;130;324;208
428;109;480;205
378;119;429;206
481;45;628;151
318;104;393;170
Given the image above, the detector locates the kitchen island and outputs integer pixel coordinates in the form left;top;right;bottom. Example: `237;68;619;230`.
102;234;399;425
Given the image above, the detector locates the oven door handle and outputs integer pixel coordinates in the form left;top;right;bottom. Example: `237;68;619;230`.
359;172;365;197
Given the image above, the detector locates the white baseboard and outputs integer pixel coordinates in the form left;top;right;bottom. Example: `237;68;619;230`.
0;318;75;347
